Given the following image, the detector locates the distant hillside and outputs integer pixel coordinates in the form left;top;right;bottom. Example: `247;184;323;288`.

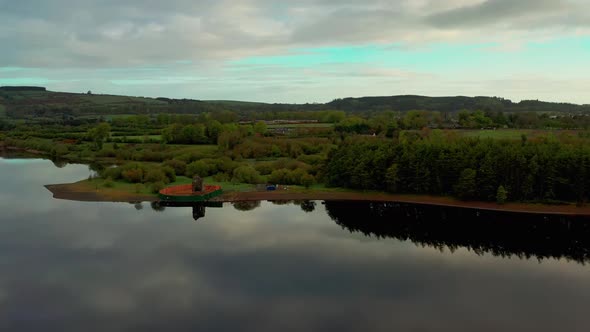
1;87;589;121
326;95;590;114
0;86;46;92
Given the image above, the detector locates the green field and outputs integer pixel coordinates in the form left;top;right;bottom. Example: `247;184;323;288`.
79;114;139;120
112;135;162;141
0;104;6;118
268;123;333;128
457;129;574;140
165;145;220;157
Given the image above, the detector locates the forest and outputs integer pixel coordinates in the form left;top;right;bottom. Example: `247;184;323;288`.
325;135;590;204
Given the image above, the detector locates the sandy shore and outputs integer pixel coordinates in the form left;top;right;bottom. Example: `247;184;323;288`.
44;182;590;216
215;191;590;216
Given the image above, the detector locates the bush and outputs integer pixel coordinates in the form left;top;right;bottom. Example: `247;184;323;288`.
496;185;508;204
269;169;290;184
150;181;166;194
269;168;313;186
232;166;262;184
122;168;144;183
254;162;274;175
213;172;231;182
101;167;122;180
103;179;115;188
163;159;187;176
96;148;116;158
161;166;176;183
144;169;169;184
301;174;315;188
287;168;307;184
186;160;211;178
121;163;146;183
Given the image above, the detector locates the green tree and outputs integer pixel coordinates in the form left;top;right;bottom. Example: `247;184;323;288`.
253;121;267;135
455;168;477;200
87;122;110;150
301;173;315;188
232;166;262;184
385;164;400;193
496;185;508;204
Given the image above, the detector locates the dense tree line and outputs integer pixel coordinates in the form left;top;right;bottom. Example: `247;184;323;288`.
327;95;590;114
325;135;590;204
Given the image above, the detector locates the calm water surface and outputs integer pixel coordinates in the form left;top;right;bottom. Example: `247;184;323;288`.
1;157;589;331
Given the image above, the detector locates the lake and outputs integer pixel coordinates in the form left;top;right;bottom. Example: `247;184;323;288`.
1;156;589;331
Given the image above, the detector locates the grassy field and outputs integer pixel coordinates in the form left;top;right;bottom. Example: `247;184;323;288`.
165;144;219;155
459;129;536;140
456;129;580;140
82;177;156;196
268;123;333;128
79;114;139;120
77;175;257;198
111;135;162;141
0;104;6;118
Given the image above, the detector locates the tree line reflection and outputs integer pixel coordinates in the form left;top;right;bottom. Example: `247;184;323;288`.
325;201;590;264
145;199;590;264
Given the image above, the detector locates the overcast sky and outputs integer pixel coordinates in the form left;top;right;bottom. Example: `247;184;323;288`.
1;0;589;103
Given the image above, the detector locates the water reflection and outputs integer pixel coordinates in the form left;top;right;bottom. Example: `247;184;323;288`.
325;201;590;264
158;200;590;264
160;202;223;221
2;157;590;331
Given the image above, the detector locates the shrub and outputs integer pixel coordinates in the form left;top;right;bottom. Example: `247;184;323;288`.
161;166;176;183
269;169;290;184
121;163;146;183
122;168;144;183
103;179;115;188
497;185;508;204
150;181;166;193
254;162;274;175
144;169;168;184
96;148;116;158
101;167;123;180
301;174;315;188
213;172;231;182
232;166;262;184
186;160;211;178
163;159;187;176
287;168;307;184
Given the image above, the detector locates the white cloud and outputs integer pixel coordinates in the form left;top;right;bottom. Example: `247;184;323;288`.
1;0;589;102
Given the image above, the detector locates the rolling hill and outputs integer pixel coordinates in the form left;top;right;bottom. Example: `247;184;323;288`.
1;86;589;121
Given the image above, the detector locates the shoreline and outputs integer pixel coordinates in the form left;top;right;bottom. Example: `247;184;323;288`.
45;183;157;203
45;182;590;216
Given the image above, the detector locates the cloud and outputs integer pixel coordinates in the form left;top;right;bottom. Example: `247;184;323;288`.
1;0;589;69
427;0;590;32
0;0;590;103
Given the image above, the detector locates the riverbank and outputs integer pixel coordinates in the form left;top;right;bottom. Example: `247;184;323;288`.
45;182;157;202
44;180;590;216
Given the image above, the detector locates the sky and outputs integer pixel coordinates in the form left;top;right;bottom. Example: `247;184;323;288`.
1;0;590;104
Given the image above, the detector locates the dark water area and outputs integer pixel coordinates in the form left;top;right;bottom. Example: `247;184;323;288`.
1;157;590;331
